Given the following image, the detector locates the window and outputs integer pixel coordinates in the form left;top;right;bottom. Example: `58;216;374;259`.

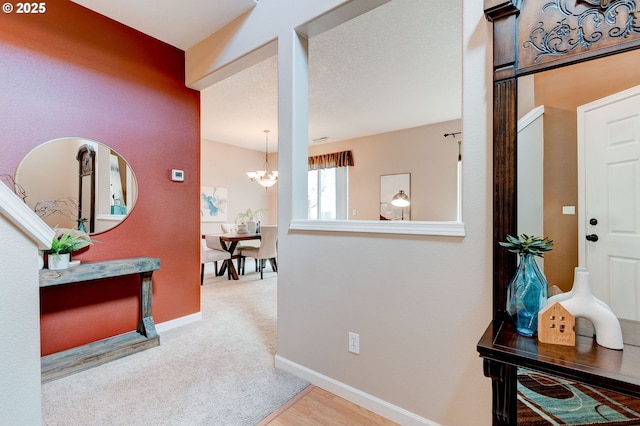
308;166;347;219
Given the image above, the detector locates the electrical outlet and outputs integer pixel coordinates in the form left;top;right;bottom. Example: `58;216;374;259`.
348;332;360;354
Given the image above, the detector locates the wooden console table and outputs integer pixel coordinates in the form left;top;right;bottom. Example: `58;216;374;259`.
477;320;640;425
39;257;160;383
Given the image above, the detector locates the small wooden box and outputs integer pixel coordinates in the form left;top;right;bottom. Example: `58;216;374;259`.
538;302;576;346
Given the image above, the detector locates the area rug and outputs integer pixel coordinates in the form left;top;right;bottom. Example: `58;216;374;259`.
41;273;309;425
518;369;640;425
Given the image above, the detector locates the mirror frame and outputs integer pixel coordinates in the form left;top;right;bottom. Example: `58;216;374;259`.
484;0;640;321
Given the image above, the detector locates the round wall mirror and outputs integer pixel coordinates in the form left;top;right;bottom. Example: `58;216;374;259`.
15;137;138;235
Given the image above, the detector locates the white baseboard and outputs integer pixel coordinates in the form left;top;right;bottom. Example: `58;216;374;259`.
274;355;439;426
156;312;202;334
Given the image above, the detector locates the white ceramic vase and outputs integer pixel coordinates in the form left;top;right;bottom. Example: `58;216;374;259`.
548;267;623;350
246;221;256;233
48;253;70;270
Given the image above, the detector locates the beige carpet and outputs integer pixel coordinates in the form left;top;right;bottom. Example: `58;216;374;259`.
41;268;309;425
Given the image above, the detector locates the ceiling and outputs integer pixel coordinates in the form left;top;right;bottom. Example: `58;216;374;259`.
71;0;461;152
71;0;257;50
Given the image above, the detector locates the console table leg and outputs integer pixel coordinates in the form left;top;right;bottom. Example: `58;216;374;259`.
484;359;517;425
137;271;158;338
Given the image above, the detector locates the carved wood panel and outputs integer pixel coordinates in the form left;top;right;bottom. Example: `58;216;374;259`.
519;0;640;73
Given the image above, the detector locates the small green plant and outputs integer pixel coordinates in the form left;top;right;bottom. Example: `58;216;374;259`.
499;234;553;257
47;229;93;259
235;208;267;224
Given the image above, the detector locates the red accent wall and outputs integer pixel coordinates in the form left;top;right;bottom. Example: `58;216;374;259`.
1;2;201;355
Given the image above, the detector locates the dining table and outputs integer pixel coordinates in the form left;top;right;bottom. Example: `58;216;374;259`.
218;232;261;280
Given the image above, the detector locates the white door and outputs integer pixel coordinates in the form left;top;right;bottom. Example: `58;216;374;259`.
578;85;640;321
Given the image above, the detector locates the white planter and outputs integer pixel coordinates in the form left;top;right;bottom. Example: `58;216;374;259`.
246;221;257;233
48;253;70;270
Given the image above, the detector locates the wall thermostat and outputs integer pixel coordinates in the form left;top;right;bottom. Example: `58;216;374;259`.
171;169;185;182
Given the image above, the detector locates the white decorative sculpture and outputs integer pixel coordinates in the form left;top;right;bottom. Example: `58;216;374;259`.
547;267;624;350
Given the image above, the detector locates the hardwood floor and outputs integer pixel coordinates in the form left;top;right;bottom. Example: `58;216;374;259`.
258;386;399;426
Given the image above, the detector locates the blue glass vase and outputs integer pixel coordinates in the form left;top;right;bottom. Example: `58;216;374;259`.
506;253;548;336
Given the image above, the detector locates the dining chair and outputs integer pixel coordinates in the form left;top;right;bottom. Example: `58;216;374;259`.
200;237;231;284
239;225;277;279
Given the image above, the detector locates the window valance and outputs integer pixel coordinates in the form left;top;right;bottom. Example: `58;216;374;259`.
308;150;354;170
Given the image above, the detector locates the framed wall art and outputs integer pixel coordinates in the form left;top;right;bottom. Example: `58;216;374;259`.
200;186;227;222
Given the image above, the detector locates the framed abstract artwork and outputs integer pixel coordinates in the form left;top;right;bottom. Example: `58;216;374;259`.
380;173;410;221
200;186;227;222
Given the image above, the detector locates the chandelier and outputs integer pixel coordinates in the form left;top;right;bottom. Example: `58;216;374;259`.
246;130;278;188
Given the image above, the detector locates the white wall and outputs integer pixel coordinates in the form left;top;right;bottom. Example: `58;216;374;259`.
200;139;278;235
0;218;43;424
517;107;545;241
188;1;492;424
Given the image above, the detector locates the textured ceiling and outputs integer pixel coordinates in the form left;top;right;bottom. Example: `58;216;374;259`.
201;0;462;151
69;0;461;152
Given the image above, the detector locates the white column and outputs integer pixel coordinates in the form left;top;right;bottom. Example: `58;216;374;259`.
278;29;309;223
